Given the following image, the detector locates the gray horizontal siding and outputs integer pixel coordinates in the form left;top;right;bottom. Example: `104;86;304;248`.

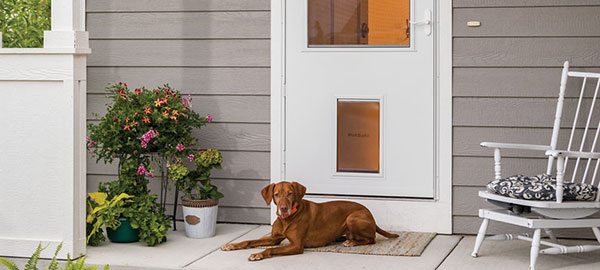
86;0;271;224
87;12;269;39
454;68;600;97
88;40;270;67
454;0;600;8
454;7;600;37
87;67;270;95
454;38;600;67
452;2;600;236
87;0;270;12
87;94;270;123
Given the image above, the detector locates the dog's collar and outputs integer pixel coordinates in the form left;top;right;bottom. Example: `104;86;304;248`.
278;202;298;219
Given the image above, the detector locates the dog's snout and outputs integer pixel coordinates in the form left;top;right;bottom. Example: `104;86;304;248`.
280;206;289;212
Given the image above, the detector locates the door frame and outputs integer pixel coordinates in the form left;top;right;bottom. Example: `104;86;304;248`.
270;0;452;233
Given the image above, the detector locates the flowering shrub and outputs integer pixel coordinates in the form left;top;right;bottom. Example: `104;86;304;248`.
87;83;211;246
169;149;224;200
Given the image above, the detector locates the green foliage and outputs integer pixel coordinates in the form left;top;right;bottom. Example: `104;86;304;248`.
87;83;208;246
126;194;170;246
171;149;224;200
0;0;51;48
86;192;134;245
0;243;109;270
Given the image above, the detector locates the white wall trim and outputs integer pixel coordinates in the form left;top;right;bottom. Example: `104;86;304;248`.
270;0;452;233
0;0;89;259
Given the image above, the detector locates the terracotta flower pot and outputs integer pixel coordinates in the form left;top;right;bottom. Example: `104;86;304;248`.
181;198;219;238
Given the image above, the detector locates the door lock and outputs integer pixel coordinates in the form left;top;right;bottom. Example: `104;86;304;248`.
361;23;369;38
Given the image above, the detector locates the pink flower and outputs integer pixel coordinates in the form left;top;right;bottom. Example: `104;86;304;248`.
146;172;154;178
187;154;195;162
206;114;213;123
140;129;158;148
137;165;146;175
135;88;141;95
176;143;185;152
86;136;90;143
88;140;95;147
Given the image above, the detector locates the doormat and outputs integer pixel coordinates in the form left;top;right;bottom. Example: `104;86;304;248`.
259;231;436;256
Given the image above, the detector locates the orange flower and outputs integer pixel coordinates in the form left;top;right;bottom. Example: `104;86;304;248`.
165;107;171;111
131;121;139;127
142;117;150;124
123;125;131;131
124;117;130;123
154;98;162;107
170;115;177;121
162;111;169;117
172;110;179;116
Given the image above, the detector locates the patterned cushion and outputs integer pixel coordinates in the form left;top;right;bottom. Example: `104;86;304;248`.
487;174;598;201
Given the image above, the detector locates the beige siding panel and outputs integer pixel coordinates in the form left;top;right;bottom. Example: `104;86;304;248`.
453;216;596;239
453;157;550;186
86;120;269;151
454;7;600;37
453;127;600;157
87;175;268;208
453;0;600;8
87;0;270;12
163;204;270;224
454;98;600;128
87;151;269;179
88;40;270;67
453;38;600;67
454;68;600;97
87;94;270;123
87;67;270;95
197;123;269;151
88;12;269;39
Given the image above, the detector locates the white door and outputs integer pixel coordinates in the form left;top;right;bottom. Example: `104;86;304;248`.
285;0;435;198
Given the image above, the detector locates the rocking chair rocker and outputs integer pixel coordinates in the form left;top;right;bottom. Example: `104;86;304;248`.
472;61;600;270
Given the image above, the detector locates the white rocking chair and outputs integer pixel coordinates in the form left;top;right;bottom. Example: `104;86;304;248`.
472;61;600;270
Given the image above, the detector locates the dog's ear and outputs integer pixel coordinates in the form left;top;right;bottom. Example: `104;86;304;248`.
292;181;306;200
261;183;276;205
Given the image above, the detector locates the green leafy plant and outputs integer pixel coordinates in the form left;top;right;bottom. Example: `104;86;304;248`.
169;149;224;200
87;83;210;246
86;192;133;246
0;0;51;48
0;242;109;270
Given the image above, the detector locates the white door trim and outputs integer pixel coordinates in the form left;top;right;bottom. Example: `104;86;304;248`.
270;0;452;233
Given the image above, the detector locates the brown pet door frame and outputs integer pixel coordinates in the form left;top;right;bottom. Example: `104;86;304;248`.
336;98;383;175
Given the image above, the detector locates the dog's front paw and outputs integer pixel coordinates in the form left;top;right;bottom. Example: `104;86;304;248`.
248;253;265;261
221;243;239;251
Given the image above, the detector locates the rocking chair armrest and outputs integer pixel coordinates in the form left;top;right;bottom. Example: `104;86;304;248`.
480;142;552;151
545;150;600;159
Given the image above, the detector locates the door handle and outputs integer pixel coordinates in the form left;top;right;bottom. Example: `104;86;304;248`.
408;9;432;36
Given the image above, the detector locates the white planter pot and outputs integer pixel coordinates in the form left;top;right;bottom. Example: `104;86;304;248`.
181;198;219;238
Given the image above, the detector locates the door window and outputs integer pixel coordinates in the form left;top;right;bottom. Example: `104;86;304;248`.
308;0;410;47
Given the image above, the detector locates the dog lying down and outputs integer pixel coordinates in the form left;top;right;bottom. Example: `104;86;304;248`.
221;181;398;261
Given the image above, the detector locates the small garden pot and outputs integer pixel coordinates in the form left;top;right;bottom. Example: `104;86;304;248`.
106;217;140;243
181;198;219;238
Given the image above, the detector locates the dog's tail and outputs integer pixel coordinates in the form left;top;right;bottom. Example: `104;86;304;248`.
376;225;399;238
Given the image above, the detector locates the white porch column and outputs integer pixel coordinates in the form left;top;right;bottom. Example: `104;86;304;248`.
0;0;90;259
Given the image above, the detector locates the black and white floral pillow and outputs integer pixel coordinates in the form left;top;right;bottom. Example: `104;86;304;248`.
487;174;598;201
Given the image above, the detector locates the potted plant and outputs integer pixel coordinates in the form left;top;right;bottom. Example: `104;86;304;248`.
86;192;136;245
169;149;224;238
87;83;211;246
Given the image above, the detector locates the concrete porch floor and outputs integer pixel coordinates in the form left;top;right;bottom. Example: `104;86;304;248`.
8;222;600;270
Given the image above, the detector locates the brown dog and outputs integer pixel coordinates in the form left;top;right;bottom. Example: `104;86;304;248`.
220;181;398;261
